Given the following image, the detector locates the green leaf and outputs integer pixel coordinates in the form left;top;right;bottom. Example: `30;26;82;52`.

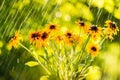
25;61;39;67
40;76;49;80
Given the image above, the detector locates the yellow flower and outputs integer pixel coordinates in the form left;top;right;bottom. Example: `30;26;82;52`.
64;31;74;45
104;20;119;40
29;31;41;43
104;28;114;40
76;20;89;33
29;31;42;48
88;44;99;57
40;31;49;46
29;31;49;48
88;25;103;40
65;31;73;39
55;35;64;44
64;31;82;46
9;31;22;48
105;20;119;35
46;23;58;33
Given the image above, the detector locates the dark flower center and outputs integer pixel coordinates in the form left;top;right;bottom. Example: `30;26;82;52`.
57;36;63;41
32;32;40;39
41;32;48;40
66;32;72;38
11;36;17;40
91;47;97;51
90;25;98;32
50;25;55;29
79;21;85;26
110;22;116;29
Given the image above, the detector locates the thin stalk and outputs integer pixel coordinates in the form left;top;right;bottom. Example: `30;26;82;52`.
72;35;90;79
77;35;90;63
33;51;51;75
99;35;106;46
79;58;94;77
78;54;90;74
19;43;51;74
19;43;31;53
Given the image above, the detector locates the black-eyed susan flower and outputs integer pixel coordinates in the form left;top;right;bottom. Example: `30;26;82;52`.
64;31;82;45
74;35;83;45
105;20;119;35
40;31;49;46
68;35;82;46
9;31;23;48
88;44;99;57
76;20;89;33
104;30;114;40
55;35;64;44
103;20;119;40
88;25;103;40
65;32;73;39
29;31;41;43
29;31;49;48
63;31;74;45
29;31;41;48
46;23;58;33
41;31;49;40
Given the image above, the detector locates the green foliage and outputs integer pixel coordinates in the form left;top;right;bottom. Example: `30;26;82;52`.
0;0;120;80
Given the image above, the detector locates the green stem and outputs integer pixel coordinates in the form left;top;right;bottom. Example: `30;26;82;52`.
79;58;94;75
19;43;31;53
73;35;90;79
34;52;51;75
77;35;90;63
99;35;106;46
19;43;51;75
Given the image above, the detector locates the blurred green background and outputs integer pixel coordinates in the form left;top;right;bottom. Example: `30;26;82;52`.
0;0;120;80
